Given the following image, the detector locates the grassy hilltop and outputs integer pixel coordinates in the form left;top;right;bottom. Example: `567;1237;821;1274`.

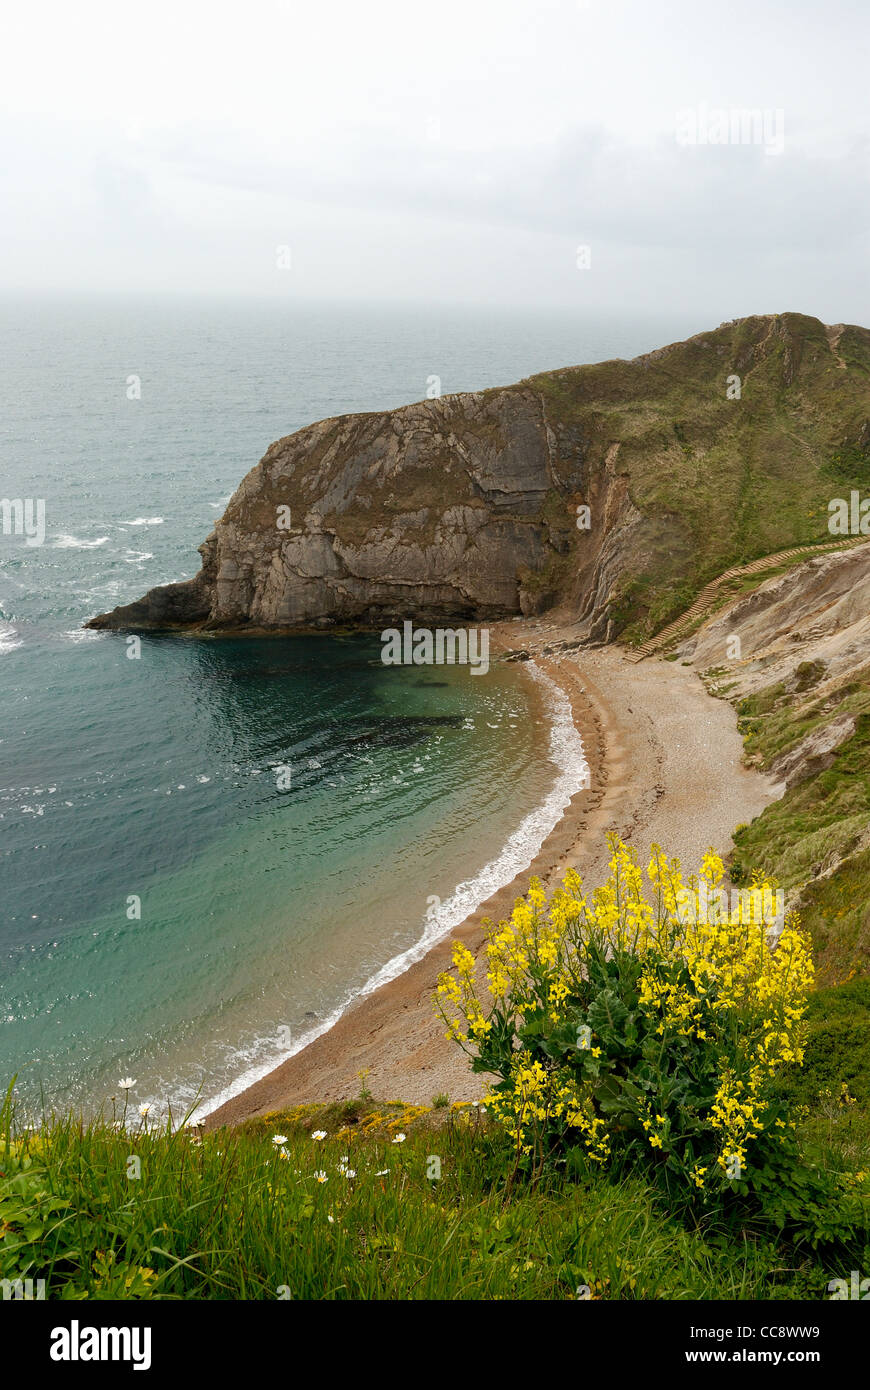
524;313;870;640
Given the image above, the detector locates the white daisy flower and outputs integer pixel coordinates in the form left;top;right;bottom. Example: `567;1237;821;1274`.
391;1133;406;1144
314;1171;328;1183
311;1130;327;1141
271;1134;288;1146
119;1078;136;1090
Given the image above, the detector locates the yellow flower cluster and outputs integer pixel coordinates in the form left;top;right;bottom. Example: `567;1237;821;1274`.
709;1067;765;1175
348;1102;431;1138
435;836;814;1185
639;1107;669;1151
436;940;491;1044
485;1058;610;1164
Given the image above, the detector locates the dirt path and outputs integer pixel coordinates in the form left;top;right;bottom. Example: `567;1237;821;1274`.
204;626;780;1128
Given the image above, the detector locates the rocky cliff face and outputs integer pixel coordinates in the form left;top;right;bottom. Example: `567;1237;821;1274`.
204;388;572;627
88;385;622;636
685;544;870;701
681;541;870;981
87;313;870;641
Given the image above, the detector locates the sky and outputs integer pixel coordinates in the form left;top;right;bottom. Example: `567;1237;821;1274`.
1;0;868;323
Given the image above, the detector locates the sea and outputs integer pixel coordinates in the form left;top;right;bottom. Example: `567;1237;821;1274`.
0;298;700;1119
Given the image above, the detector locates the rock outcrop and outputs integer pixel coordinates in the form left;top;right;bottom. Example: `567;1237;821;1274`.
683;543;870;696
87;313;870;639
88;387;625;636
682;540;870;981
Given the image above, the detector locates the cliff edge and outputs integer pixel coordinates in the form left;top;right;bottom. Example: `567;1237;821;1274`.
87;313;870;644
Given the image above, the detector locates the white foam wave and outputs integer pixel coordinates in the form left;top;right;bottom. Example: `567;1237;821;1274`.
124;551;153;563
53;534;109;549
0;623;23;654
124;517;164;526
196;662;588;1120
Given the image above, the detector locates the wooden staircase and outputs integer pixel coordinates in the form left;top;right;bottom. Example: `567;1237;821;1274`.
622;535;869;664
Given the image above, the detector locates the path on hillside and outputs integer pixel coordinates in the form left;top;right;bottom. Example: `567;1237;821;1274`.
623;535;869;663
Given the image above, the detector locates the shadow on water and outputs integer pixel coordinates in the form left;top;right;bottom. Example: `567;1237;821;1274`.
1;629;484;939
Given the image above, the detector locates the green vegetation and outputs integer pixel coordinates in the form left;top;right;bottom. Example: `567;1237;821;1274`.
720;666;870;1233
781;979;870;1110
2;1084;867;1301
435;841;869;1260
699;636;870;1301
823;441;870;489
5;830;870;1302
728;670;870;983
528;314;870;643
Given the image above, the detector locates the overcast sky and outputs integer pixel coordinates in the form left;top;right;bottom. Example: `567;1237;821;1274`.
1;0;868;322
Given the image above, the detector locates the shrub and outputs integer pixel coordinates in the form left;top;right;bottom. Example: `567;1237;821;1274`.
436;837;816;1215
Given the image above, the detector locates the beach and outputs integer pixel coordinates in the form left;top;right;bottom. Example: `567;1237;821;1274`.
205;623;781;1128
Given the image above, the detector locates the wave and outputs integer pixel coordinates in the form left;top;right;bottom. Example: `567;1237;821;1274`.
52;535;109;549
0;623;23;654
124;551;153;563
196;661;588;1120
124;517;164;526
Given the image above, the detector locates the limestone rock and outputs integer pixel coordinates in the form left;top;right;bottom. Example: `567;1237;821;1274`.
86;313;870;639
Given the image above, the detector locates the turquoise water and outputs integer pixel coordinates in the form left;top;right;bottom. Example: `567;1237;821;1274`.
0;298;696;1116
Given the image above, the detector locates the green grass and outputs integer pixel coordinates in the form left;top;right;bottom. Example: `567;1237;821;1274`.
780;980;870;1110
2;1088;866;1301
728;673;870;982
703;658;870;1295
528;314;870;644
778;980;870;1243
